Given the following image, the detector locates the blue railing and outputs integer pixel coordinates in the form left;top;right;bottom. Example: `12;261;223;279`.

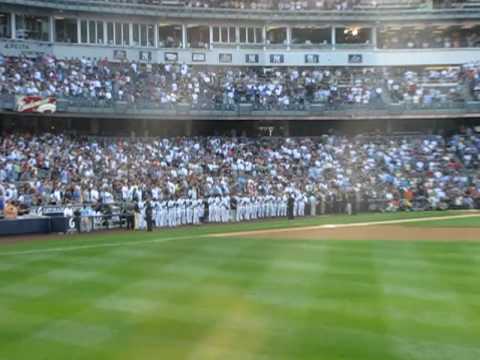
54;97;480;117
2;94;478;117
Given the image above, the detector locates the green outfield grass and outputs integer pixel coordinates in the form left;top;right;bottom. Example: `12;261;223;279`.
1;211;480;360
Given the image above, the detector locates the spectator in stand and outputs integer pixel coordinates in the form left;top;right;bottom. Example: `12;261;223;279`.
2;55;475;111
1;130;479;218
386;67;464;106
120;0;454;11
0;56;392;110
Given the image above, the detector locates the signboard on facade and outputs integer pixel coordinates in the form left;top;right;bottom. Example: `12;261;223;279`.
305;54;319;64
192;53;206;62
348;54;363;64
139;51;152;62
269;54;284;64
0;39;53;57
164;52;178;62
219;53;232;63
113;50;127;60
245;54;259;64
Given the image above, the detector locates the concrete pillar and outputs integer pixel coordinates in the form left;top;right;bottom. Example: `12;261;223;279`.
236;26;240;50
154;24;158;48
112;21;116;46
49;16;54;42
286;26;291;50
128;23;133;47
209;25;213;49
77;19;81;44
283;121;290;136
262;26;267;50
372;26;377;49
182;24;187;49
11;13;15;39
331;26;335;50
86;20;90;44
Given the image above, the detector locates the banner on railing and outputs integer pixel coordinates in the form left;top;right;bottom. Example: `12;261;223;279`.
16;96;57;113
67;215;124;233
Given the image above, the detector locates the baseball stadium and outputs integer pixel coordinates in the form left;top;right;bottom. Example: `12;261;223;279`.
0;0;480;359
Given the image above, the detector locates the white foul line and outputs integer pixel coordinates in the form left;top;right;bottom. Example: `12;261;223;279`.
1;213;479;257
209;213;480;238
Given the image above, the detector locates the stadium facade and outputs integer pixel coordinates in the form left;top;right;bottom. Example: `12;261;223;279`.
0;0;480;135
3;0;480;66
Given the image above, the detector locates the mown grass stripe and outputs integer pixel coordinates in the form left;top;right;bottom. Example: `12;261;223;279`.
0;235;190;257
0;212;479;360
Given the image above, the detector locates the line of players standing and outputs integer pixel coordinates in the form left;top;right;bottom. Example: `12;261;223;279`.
123;191;361;231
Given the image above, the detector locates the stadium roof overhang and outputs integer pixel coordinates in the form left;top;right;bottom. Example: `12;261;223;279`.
2;0;480;24
3;110;480;121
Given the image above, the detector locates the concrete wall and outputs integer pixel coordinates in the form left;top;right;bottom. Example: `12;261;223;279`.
2;39;480;66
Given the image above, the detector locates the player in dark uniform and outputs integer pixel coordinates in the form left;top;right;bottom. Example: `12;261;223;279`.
145;201;154;232
287;194;295;220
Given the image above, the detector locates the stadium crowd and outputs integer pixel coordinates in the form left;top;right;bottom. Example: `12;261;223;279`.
0;55;474;110
386;67;465;105
1;130;479;226
378;27;480;50
464;62;480;101
186;0;362;11
0;55;382;109
107;0;458;11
